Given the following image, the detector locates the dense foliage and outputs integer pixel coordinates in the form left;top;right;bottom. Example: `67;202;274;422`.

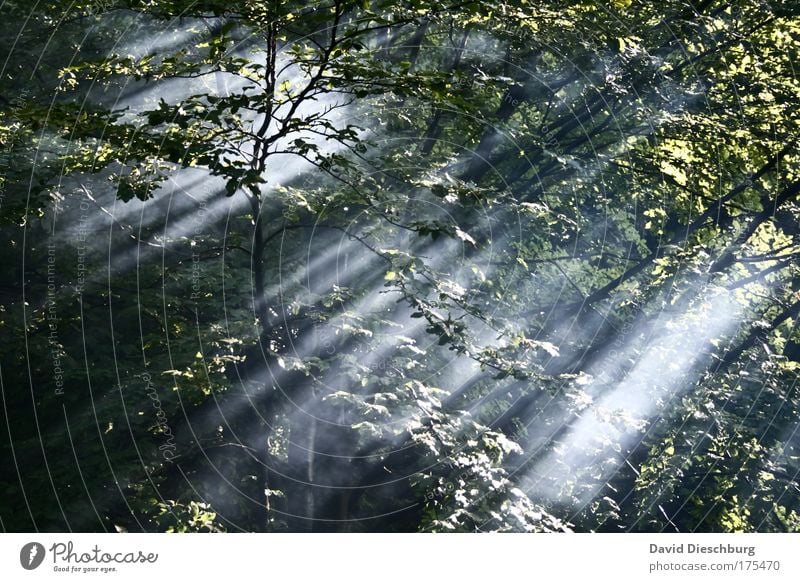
1;0;800;532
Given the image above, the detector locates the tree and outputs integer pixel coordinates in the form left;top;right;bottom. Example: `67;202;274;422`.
2;0;800;533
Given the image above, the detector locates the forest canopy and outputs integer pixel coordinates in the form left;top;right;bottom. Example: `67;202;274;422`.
1;0;800;532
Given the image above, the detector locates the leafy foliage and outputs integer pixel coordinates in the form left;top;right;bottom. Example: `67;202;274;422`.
2;0;800;533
